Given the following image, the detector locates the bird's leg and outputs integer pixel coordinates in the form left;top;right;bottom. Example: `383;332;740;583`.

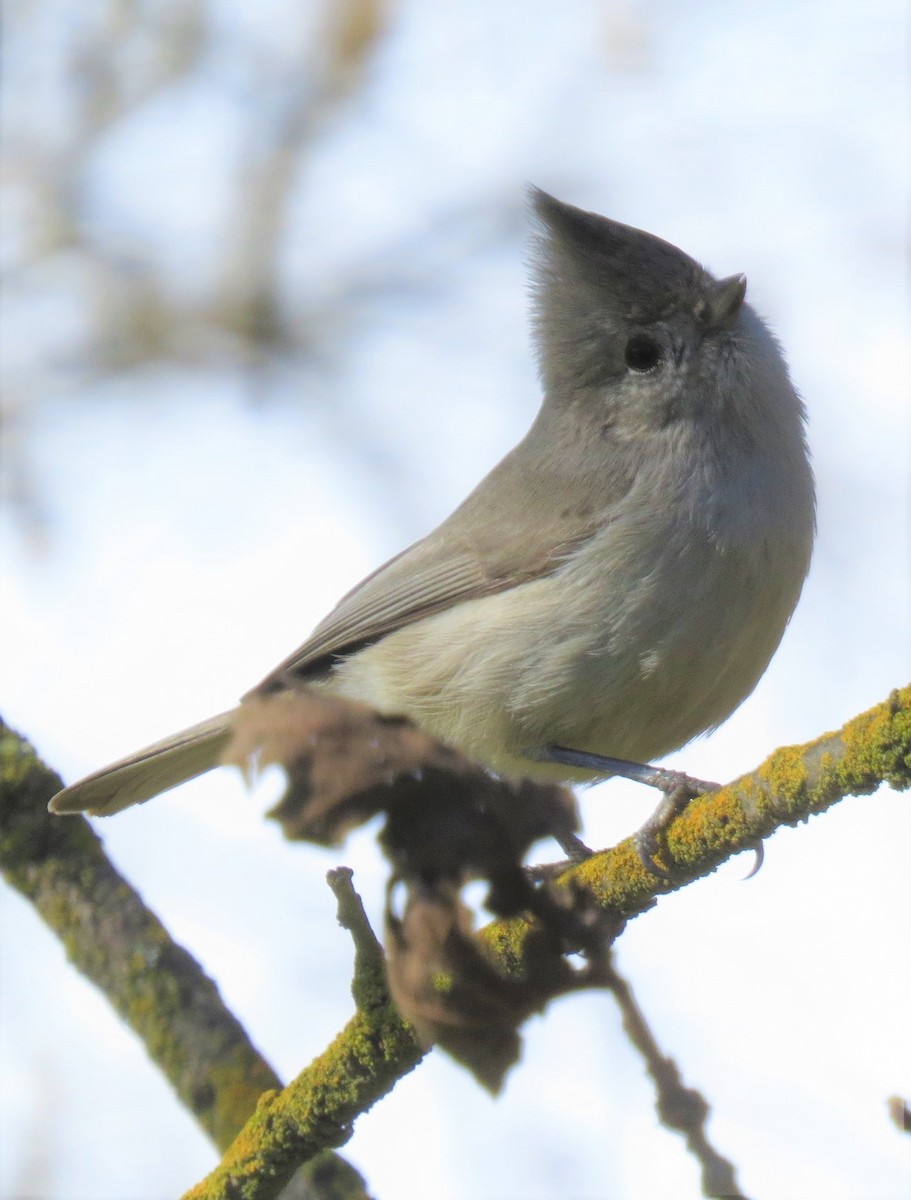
542;745;719;877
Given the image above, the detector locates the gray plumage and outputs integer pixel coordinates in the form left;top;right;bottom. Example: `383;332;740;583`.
50;190;815;817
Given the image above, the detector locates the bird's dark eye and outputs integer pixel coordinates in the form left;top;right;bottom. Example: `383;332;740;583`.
624;334;663;373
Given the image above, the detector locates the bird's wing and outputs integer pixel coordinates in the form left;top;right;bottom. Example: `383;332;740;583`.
248;494;602;694
247;390;639;696
248;533;582;693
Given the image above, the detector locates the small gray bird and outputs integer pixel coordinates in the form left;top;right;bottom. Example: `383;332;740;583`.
50;190;815;824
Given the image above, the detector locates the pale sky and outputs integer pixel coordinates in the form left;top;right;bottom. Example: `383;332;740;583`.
2;2;909;1197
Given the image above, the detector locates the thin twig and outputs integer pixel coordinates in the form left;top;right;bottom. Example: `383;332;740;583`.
606;961;747;1199
183;874;422;1200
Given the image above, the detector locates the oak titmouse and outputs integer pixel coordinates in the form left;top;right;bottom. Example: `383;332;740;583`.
50;190;815;819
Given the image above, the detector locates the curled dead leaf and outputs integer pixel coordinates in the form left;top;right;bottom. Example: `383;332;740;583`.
226;688;577;861
385;877;615;1093
226;686;617;1092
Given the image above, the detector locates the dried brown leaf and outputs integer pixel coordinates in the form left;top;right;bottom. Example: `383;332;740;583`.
385;878;614;1093
226;689;577;863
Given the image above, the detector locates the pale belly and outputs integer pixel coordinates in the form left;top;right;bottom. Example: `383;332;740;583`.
325;528;806;783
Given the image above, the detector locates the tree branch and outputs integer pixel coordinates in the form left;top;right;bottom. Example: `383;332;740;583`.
483;684;911;966
0;717;369;1200
606;960;747;1199
184;870;423;1200
184;686;910;1194
4;685;908;1197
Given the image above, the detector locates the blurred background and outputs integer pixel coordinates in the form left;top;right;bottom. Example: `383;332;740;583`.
2;1;909;1197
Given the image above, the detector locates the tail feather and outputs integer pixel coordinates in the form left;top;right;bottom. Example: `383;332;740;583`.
49;709;236;817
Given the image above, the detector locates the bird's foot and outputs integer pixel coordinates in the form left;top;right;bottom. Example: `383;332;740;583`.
544;746;719;878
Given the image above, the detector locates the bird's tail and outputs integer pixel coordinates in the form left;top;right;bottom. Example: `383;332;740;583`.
49;709;237;817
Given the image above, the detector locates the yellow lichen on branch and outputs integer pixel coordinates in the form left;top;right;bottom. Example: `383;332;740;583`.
2;686;909;1200
183;976;423;1200
0;719;368;1199
492;684;911;939
185;687;910;1198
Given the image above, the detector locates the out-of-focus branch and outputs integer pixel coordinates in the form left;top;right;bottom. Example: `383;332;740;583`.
215;0;390;350
606;961;747;1200
887;1095;910;1135
0;718;369;1200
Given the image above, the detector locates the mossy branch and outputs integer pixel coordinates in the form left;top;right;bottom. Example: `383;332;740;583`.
3;686;908;1198
484;684;911;964
0;717;369;1200
184;869;423;1200
184;685;910;1196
